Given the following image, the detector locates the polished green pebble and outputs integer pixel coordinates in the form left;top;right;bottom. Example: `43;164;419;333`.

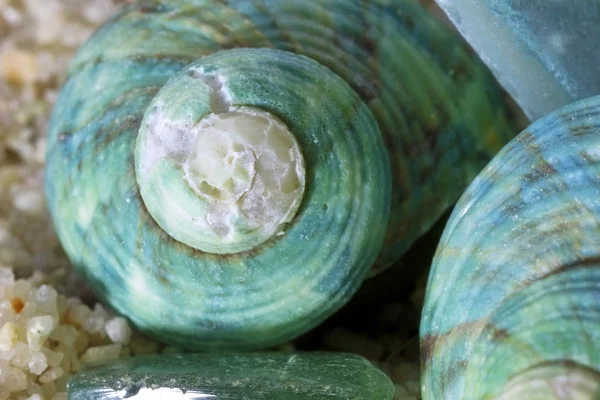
433;0;600;121
67;353;395;400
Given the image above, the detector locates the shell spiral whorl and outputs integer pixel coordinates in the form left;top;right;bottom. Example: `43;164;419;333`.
134;48;388;259
420;95;600;399
45;0;515;350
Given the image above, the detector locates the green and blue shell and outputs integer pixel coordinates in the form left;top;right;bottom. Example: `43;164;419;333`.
45;0;516;350
420;95;600;399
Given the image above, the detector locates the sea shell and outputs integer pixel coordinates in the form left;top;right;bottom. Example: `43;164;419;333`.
67;352;395;399
420;95;600;399
45;0;515;350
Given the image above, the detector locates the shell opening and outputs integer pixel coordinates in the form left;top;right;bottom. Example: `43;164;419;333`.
182;108;305;239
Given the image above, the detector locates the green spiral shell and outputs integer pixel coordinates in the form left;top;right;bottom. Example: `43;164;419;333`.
420;95;600;399
45;0;515;350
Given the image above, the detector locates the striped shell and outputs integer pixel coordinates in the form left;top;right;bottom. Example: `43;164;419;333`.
45;0;515;350
420;95;600;399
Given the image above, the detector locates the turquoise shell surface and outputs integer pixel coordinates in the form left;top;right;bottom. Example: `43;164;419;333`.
45;0;516;350
420;95;600;399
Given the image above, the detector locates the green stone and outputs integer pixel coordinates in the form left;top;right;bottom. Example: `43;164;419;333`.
435;0;600;120
67;352;394;400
